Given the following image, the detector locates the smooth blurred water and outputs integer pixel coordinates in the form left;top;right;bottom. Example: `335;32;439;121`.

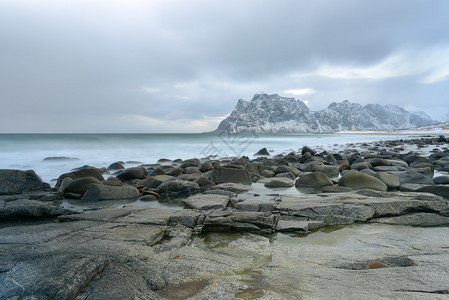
0;133;420;184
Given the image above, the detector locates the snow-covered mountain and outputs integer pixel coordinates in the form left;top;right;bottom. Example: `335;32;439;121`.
215;93;438;133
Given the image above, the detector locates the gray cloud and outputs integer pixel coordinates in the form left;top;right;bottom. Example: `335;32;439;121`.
1;0;449;133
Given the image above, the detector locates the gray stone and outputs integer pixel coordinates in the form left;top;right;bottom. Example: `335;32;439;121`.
264;178;295;188
156;179;201;198
211;167;252;184
0;199;77;219
211;182;253;193
235;201;276;212
360;168;377;177
375;172;400;189
194;176;215;187
108;162;125;170
203;190;237;198
203;211;276;232
0;169;50;195
82;183;140;201
116;167;146;181
433;175;449;184
261;170;275;177
350;161;372;170
275;165;300;176
65;177;103;195
321;186;353;193
56;167;104;187
416;185;449;198
314;164;340;178
338;170;387;191
395;171;435;185
254;147;270;156
199;162;214;172
372;213;449;226
182;194;229;210
137;175;173;188
295;172;333;188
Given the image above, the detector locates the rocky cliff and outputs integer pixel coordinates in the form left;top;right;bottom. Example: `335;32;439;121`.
215;93;437;133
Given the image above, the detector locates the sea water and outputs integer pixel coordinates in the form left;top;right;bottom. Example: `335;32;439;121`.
0;133;424;185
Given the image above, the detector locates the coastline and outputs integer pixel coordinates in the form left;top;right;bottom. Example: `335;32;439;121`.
1;134;449;298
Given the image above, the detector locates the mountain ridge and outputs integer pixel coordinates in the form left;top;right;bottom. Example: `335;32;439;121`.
215;93;438;133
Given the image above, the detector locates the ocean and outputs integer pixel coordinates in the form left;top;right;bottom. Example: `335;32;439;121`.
0;133;425;185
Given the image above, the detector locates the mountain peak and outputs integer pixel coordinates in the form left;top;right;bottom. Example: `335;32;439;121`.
215;93;438;133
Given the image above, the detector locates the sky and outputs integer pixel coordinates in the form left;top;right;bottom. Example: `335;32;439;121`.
1;0;448;133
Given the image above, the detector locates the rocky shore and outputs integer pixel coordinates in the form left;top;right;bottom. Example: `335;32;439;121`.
1;135;449;299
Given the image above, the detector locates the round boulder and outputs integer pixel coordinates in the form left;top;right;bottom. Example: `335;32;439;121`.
156;179;201;198
65;177;103;195
295;172;333;188
433;176;449;184
116;167;146;181
338;171;387;191
375;172;400;189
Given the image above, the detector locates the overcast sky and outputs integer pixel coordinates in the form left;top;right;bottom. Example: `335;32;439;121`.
1;0;448;133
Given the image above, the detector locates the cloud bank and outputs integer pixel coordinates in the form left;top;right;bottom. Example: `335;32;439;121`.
1;0;448;132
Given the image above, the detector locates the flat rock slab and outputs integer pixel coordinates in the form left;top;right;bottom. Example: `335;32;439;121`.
203;211;276;232
277;191;449;229
182;194;230;210
58;207;143;222
371;212;449;226
0;199;77;219
211;182;253;193
116;208;203;228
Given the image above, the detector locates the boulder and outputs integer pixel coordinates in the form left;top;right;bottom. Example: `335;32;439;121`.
199;162;214;173
178;173;201;181
107;162;125;171
360;169;377;177
194;176;215;187
350;162;372;171
183;167;201;174
314;165;340;178
182;194;229;210
156;179;201;198
116;167;146;181
137;175;173;188
263;178;295;188
416;185;449;198
0;199;77;219
167;168;183;176
211;167;252;184
275;172;296;180
338;171;388;191
375;172;400;189
82;184;140;201
149;168;167;176
367;158;391;167
295;172;333;188
275;165;300;176
301;146;316;155
261;170;275;178
254;147;270;156
434;176;449;184
0;169;50;195
395;171;435;185
64;177;103;195
56;167;104;187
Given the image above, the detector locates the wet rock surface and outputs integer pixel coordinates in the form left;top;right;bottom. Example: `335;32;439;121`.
2;135;449;298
